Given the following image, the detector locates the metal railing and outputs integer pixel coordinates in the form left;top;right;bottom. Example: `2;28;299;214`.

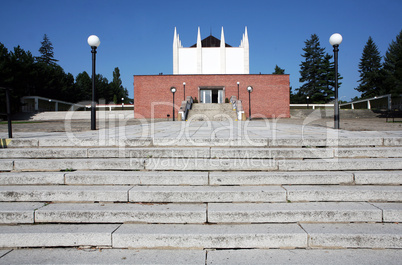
178;96;193;121
230;96;245;121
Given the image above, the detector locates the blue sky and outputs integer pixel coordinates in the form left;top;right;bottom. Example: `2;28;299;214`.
1;0;401;102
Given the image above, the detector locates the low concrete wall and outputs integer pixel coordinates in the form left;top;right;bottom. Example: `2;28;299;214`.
290;109;380;119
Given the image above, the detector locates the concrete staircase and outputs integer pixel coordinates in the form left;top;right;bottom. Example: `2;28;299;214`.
0;136;401;263
187;103;237;121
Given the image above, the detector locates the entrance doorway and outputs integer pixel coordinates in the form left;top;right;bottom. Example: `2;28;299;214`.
200;88;224;103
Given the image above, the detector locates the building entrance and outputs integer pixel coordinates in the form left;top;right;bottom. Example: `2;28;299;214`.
200;88;224;103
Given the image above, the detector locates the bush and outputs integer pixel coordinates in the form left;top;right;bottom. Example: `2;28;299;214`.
225;97;229;103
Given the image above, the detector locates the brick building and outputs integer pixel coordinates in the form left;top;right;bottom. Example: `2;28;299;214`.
133;27;290;119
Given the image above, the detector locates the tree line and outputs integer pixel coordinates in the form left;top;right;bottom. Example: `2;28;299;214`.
0;34;130;113
274;30;402;104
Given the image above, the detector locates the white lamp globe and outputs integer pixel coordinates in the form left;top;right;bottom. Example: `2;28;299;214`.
170;87;176;93
247;86;253;92
329;33;343;46
87;35;100;47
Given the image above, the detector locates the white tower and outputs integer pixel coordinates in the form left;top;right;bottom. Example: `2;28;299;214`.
173;27;249;75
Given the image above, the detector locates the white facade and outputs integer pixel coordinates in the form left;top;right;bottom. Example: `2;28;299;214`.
173;27;249;75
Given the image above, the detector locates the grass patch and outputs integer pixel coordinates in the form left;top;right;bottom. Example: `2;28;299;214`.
0;121;43;125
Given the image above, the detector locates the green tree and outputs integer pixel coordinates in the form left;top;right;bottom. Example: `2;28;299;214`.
75;71;92;101
36;34;58;65
95;74;110;102
298;34;341;103
355;37;383;98
382;30;402;96
298;34;327;103
272;65;285;74
110;67;128;103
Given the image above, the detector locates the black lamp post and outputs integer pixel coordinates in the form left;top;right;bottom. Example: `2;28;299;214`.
237;82;240;100
183;82;186;101
330;33;342;129
306;96;310;109
87;35;100;130
170;87;176;121
247;86;253;120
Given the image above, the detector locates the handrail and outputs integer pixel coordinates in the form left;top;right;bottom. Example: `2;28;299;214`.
0;87;12;138
230;96;245;121
178;96;193;121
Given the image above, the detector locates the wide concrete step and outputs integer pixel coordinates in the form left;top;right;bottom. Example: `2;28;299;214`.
1;185;399;203
0;224;120;248
144;158;402;171
112;223;402;249
129;186;286;203
129;186;401;203
208;202;393;223
0;223;401;249
1;170;400;186
4;157;401;171
0;171;209;186
4;147;402;159
2;137;401;148
1;202;400;224
284;185;402;202
1;249;401;265
0;186;132;202
34;203;206;224
113;223;307;249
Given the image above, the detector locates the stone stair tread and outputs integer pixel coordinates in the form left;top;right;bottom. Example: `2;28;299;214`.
112;223;307;249
209;171;354;185
279;158;402;171
371;202;402;222
208;202;384;223
0;224;120;248
284;185;402;202
302;223;402;249
13;158;144;171
35;203;206;223
65;171;209;185
0;172;65;185
129;186;286;202
0;186;132;202
2;137;402;148
2;147;402;160
354;171;402;185
0;202;45;224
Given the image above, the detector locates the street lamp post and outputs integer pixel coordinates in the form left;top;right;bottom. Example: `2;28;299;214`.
306;96;310;109
87;35;100;130
121;97;124;110
237;82;240;100
247;86;253;120
183;82;186;101
330;33;342;129
170;87;176;121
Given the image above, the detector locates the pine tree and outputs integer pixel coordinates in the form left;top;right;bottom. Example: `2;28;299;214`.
110;67;127;103
36;34;58;65
298;34;327;103
298;34;342;103
272;65;285;74
383;30;402;96
355;37;383;98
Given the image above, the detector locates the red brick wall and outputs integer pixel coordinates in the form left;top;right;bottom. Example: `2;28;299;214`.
134;74;290;119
